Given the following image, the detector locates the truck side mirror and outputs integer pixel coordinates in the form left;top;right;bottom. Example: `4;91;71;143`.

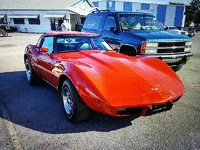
110;27;118;34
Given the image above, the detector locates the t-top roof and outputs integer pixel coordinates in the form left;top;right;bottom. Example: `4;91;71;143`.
44;32;99;36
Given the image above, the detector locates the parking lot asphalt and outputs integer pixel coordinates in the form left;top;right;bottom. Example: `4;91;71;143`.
0;33;200;150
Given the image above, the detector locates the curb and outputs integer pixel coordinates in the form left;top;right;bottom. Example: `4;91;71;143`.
0;102;23;150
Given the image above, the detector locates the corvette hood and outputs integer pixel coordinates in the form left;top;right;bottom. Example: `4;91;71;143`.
128;30;191;42
55;50;185;107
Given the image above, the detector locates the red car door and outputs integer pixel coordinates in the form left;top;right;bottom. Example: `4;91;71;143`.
37;36;60;86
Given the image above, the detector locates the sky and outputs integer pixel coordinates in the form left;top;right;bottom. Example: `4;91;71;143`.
134;0;192;5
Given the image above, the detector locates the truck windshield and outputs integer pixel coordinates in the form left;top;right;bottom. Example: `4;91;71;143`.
119;14;164;31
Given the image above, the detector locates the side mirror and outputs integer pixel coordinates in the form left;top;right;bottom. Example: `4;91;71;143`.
40;47;49;53
110;27;118;34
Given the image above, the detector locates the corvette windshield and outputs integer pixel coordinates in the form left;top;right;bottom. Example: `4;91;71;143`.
119;14;164;31
56;36;112;53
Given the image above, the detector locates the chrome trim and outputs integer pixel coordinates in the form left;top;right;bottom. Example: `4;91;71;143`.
138;52;193;63
42;78;58;89
138;52;193;59
162;58;182;64
157;46;186;49
144;41;192;54
63;86;73;117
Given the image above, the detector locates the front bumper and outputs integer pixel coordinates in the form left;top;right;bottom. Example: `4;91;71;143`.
110;96;182;117
138;52;193;67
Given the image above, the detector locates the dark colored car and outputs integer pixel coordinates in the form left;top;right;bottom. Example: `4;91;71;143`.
0;24;18;37
82;10;193;72
177;27;194;37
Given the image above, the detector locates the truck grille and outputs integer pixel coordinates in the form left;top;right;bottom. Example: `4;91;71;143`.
158;48;184;53
157;42;186;53
158;42;185;47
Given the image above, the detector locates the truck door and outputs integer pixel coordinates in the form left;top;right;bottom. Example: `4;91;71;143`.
101;15;121;51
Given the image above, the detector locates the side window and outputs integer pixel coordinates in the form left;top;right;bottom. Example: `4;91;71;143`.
42;37;54;53
82;14;103;30
28;18;40;25
13;18;25;24
103;16;116;31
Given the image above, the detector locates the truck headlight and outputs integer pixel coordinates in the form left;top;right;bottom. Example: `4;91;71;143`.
146;42;158;47
145;49;157;54
186;41;192;46
139;42;158;54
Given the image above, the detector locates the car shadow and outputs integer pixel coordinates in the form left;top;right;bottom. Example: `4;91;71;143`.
0;71;137;134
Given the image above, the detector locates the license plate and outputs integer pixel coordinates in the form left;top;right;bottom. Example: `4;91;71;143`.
171;56;178;59
146;102;173;115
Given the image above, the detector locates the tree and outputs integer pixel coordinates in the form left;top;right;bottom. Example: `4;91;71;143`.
185;0;200;28
169;2;184;6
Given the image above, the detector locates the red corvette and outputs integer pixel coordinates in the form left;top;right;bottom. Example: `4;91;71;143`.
24;32;185;122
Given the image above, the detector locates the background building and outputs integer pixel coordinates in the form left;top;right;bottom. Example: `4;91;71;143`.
0;0;186;33
92;0;186;27
0;0;97;33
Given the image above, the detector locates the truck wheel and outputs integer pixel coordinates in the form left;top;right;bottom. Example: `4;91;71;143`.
123;49;136;56
0;29;6;37
172;64;182;72
61;79;90;123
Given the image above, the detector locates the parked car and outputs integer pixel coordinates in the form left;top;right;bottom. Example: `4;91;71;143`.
0;24;18;37
195;24;200;32
82;10;193;72
177;27;194;37
24;32;185;122
165;26;188;36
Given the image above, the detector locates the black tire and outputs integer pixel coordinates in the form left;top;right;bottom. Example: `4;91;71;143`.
61;79;90;123
123;49;136;56
0;29;7;37
25;58;40;86
172;64;182;72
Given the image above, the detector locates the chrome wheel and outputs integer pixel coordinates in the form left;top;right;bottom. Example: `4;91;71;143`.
62;86;73;118
25;59;31;81
61;79;90;122
24;58;40;86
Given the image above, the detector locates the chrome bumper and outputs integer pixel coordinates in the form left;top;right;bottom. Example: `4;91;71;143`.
138;52;193;64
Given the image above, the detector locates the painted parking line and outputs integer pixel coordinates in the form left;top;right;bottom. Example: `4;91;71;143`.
0;102;23;150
